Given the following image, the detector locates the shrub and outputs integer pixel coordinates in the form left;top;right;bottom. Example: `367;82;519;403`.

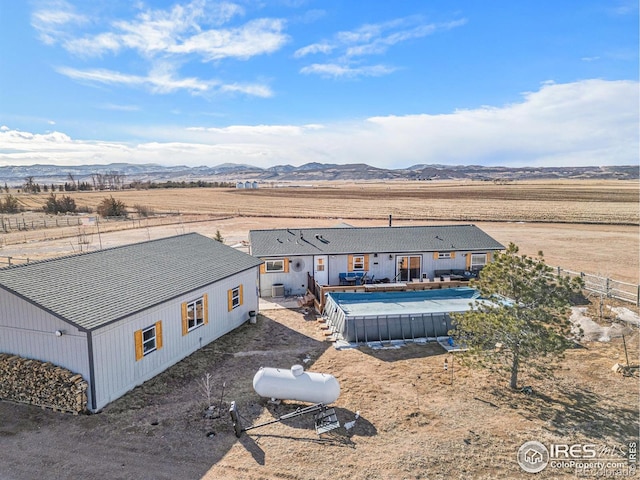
0;195;20;213
43;194;77;214
97;196;127;218
133;204;153;218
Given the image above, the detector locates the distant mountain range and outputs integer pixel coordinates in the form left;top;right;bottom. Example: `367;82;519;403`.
0;162;636;186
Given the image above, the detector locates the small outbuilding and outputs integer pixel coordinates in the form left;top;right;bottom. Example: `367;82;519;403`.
0;233;261;412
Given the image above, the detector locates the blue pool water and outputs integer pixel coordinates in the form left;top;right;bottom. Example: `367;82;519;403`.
323;287;482;343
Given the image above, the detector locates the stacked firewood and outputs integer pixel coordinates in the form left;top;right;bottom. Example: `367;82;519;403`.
0;354;88;414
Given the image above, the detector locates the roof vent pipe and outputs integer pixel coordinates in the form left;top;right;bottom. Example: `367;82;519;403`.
389;215;392;227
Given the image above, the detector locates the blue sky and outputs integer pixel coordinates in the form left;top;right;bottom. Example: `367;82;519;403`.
0;0;637;169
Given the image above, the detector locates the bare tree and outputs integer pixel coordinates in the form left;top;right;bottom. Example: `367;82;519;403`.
67;173;77;191
24;176;36;193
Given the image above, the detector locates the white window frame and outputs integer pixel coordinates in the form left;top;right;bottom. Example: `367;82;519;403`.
470;253;487;270
231;286;241;310
142;325;157;356
352;255;365;271
438;252;452;259
186;298;205;331
265;259;285;272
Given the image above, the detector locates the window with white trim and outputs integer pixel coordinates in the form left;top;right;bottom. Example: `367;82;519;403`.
231;286;241;309
438;252;452;259
265;259;285;272
135;321;163;360
352;255;365;271
470;253;488;270
186;298;205;331
142;325;157;355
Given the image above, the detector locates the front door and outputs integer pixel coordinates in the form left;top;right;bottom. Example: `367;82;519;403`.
314;255;329;285
397;255;421;282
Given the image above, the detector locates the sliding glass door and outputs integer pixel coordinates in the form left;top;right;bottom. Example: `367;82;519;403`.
397;255;421;282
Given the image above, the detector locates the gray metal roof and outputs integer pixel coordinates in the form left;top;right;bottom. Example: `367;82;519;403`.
249;224;505;257
0;233;262;331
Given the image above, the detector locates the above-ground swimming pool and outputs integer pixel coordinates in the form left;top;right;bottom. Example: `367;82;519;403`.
323;287;482;343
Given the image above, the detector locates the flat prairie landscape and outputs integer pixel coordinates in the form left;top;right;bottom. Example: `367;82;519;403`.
3;179;639;283
0;179;638;480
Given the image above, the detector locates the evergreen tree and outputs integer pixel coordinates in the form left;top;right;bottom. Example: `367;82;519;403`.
451;243;583;389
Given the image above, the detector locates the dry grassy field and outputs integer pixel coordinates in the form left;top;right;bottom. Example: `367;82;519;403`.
12;179;638;225
3;179;639;283
0;179;639;480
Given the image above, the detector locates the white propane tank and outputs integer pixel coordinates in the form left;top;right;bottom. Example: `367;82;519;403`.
253;365;340;404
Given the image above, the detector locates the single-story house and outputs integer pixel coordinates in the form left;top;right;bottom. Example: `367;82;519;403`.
249;224;505;298
0;233;261;412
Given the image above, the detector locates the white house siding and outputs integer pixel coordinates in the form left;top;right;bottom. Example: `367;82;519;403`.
258;255;313;297
258;250;495;297
90;268;259;411
327;254;399;284
425;254;462;276
0;289;90;383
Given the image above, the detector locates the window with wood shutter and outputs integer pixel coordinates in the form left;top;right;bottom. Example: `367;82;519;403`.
351;255;365;271
228;285;242;311
182;296;207;335
134;322;162;361
264;259;285;272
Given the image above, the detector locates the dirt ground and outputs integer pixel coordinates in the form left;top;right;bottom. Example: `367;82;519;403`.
1;181;639;479
1;303;638;480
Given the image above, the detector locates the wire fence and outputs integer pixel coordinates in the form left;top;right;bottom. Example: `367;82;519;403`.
553;266;639;306
1;215;83;232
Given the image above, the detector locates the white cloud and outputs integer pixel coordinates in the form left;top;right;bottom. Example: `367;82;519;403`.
293;42;333;58
296;16;466;78
0;80;636;168
33;1;287;96
171;18;288;60
300;63;395;78
99;104;140;112
52;1;287;60
55;65;272;97
31;0;88;45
